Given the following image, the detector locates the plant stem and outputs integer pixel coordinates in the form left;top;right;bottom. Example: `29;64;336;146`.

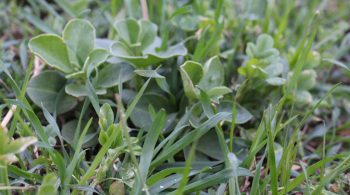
0;164;11;195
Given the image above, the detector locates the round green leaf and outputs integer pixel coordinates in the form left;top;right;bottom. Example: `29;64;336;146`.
114;19;140;45
63;19;96;65
199;56;225;90
61;120;97;148
180;61;203;99
139;20;157;50
83;49;109;76
28;35;74;73
295;90;313;104
27;71;77;114
298;69;317;90
65;83;106;97
96;63;134;88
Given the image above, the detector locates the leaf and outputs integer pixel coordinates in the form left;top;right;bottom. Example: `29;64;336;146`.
217;100;253;124
304;50;321;69
151;112;231;168
147;167;186;186
264;61;284;76
206;86;232;97
28;35;74;73
115;18;140;45
37;173;58;195
53;0;87;17
156;78;171;94
198;56;225;90
83;49;109;76
2;137;37;155
179;15;198;31
85;78;100;113
27;71;77;114
109;41;134;56
0;131;37;164
295;90;313;104
298;69;317;90
65;83;106;97
0;131;38;155
238;59;268;78
139;20;158;50
266;77;286;86
22;11;59;34
99;103;114;130
179;61;203;99
323;58;349;71
170;5;193;19
133;110;166;194
125;79;151;119
134;69;164;78
143;42;187;60
250;153;265;195
196;131;222;160
174;168;234;194
63;19;96;66
110;41;187;68
96;63;134;88
140;110;166;178
64;118;93;186
246;34;279;63
61;120;97;148
129;93;171;129
78;124;122;185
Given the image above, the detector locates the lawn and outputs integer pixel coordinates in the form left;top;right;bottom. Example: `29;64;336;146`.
1;0;350;194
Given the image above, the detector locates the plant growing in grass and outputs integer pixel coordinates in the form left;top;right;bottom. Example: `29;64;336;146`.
287;49;321;104
2;0;350;194
110;18;187;68
180;55;231;101
0;130;37;195
27;19;135;114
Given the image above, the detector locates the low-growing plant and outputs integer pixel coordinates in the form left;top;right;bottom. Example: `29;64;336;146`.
1;0;350;195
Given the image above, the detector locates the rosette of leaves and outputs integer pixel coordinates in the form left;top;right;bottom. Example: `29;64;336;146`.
110;18;187;68
238;34;286;86
27;19;134;114
180;56;232;101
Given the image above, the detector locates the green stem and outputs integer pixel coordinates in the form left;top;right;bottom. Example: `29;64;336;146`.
229;100;237;152
0;164;11;195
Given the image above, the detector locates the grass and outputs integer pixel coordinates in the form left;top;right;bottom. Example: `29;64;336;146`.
1;0;350;194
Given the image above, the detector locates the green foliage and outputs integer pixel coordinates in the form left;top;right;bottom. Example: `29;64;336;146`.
110;18;187;68
2;0;350;194
238;34;285;86
37;173;58;195
180;56;231;100
0;131;37;165
27;71;77;114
